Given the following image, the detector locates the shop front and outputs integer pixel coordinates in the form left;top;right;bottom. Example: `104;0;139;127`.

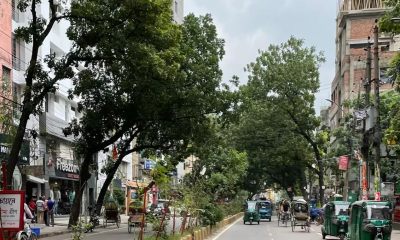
125;180;148;215
46;157;79;215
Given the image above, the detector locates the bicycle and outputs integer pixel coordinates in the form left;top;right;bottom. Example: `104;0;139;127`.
17;223;38;240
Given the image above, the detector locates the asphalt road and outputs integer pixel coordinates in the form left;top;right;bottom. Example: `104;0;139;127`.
215;216;325;240
42;216;184;240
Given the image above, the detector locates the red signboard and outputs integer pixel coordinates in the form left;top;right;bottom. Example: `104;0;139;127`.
375;192;381;201
0;191;25;231
339;156;349;170
362;196;368;200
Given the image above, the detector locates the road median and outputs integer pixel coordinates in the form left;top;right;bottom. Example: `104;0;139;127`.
180;212;243;240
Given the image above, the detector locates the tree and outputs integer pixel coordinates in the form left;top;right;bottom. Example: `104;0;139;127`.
63;9;238;225
230;103;315;200
242;36;327;204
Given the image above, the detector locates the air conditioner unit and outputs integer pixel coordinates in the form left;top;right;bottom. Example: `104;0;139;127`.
355;119;364;131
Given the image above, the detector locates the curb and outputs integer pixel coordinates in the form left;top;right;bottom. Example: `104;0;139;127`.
39;225;108;238
180;212;244;240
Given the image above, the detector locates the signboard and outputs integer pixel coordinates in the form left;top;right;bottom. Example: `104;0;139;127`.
0;134;30;165
395;180;400;196
375;192;381;201
0;191;24;231
131;189;137;200
339;156;349;170
144;159;156;170
362;163;367;190
55;158;79;180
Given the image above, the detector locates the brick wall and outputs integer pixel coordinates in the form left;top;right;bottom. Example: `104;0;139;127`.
350;19;376;39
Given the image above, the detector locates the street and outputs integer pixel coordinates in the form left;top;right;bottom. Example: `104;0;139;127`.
215;217;326;240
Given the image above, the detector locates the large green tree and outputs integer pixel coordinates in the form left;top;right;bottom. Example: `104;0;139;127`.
62;9;238;225
241;36;327;204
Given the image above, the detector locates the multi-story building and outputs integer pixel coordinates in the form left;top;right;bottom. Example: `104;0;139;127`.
10;0;92;212
330;0;397;133
329;0;399;200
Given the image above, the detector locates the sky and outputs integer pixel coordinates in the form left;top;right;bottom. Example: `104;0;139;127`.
184;0;337;116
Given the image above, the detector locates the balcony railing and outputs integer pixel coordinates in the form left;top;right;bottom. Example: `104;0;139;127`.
338;0;385;12
12;56;24;71
12;9;19;22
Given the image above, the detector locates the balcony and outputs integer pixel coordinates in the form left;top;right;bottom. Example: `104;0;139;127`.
39;112;74;142
12;56;25;72
338;0;384;12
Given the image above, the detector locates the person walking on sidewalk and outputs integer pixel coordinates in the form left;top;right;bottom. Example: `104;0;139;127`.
36;197;45;224
43;196;49;226
47;197;55;227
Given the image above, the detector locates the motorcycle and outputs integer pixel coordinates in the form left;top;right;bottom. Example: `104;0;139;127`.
84;205;100;233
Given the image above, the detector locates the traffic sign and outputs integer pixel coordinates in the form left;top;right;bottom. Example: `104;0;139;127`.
375;192;381;201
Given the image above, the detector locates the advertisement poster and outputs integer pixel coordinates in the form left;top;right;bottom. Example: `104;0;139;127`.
362;163;367;190
131;189;137;200
0;191;24;231
339;156;349;170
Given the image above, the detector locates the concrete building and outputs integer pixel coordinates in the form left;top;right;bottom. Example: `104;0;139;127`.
330;0;396;133
9;0;91;213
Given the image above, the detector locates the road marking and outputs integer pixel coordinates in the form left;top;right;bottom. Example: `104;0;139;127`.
269;233;272;236
62;227;128;240
211;218;242;240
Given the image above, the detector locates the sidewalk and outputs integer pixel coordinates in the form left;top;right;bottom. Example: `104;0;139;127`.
392;222;400;240
54;214;130;226
30;215;130;238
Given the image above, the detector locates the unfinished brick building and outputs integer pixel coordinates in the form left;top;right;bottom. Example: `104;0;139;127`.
330;0;397;131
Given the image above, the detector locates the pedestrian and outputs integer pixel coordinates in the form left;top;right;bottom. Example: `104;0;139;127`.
54;198;59;216
47;197;55;227
43;196;48;226
36;197;45;224
28;198;36;213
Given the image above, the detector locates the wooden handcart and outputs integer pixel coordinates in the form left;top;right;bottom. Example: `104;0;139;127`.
128;201;148;233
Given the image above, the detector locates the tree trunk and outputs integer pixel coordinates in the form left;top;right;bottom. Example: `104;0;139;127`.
68;181;82;227
96;172;114;215
6;109;31;186
300;170;308;200
95;154;125;215
317;159;325;206
68;155;92;227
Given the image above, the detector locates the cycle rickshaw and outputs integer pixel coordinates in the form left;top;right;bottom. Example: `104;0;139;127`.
103;196;121;228
291;199;310;232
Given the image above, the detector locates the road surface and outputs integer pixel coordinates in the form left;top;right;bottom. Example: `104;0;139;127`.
215;216;324;240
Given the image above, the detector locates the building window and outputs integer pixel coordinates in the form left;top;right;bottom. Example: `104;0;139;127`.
12;0;19;22
380;68;390;85
54;95;59;103
175;1;178;13
2;66;11;86
12;34;21;71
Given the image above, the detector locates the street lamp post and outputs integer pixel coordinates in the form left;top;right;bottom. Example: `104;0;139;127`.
325;99;352;201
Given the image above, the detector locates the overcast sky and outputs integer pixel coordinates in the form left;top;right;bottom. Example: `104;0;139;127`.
184;0;337;116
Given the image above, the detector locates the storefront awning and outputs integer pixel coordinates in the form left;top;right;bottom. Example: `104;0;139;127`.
27;175;47;184
126;180;147;188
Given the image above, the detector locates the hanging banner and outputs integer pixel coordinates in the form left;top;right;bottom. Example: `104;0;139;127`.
362;163;367;190
339;156;349;170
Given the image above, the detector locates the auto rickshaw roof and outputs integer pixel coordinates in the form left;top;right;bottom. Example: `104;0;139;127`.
257;200;271;203
327;201;351;206
246;201;258;203
352;200;391;207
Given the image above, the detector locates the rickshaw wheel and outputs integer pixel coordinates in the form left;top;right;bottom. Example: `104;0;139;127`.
116;215;121;228
291;220;294;232
322;233;326;239
243;220;245;225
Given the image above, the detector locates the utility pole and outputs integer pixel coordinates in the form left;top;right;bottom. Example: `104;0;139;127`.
362;37;372;199
373;24;381;198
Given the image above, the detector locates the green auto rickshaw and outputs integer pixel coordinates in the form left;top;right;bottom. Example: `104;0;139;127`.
243;201;260;225
347;200;392;240
321;201;351;240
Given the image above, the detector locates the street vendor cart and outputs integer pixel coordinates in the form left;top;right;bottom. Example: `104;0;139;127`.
103;196;121;228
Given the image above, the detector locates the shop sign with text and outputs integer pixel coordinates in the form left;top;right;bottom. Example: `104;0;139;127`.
0;191;24;231
55;158;79;179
